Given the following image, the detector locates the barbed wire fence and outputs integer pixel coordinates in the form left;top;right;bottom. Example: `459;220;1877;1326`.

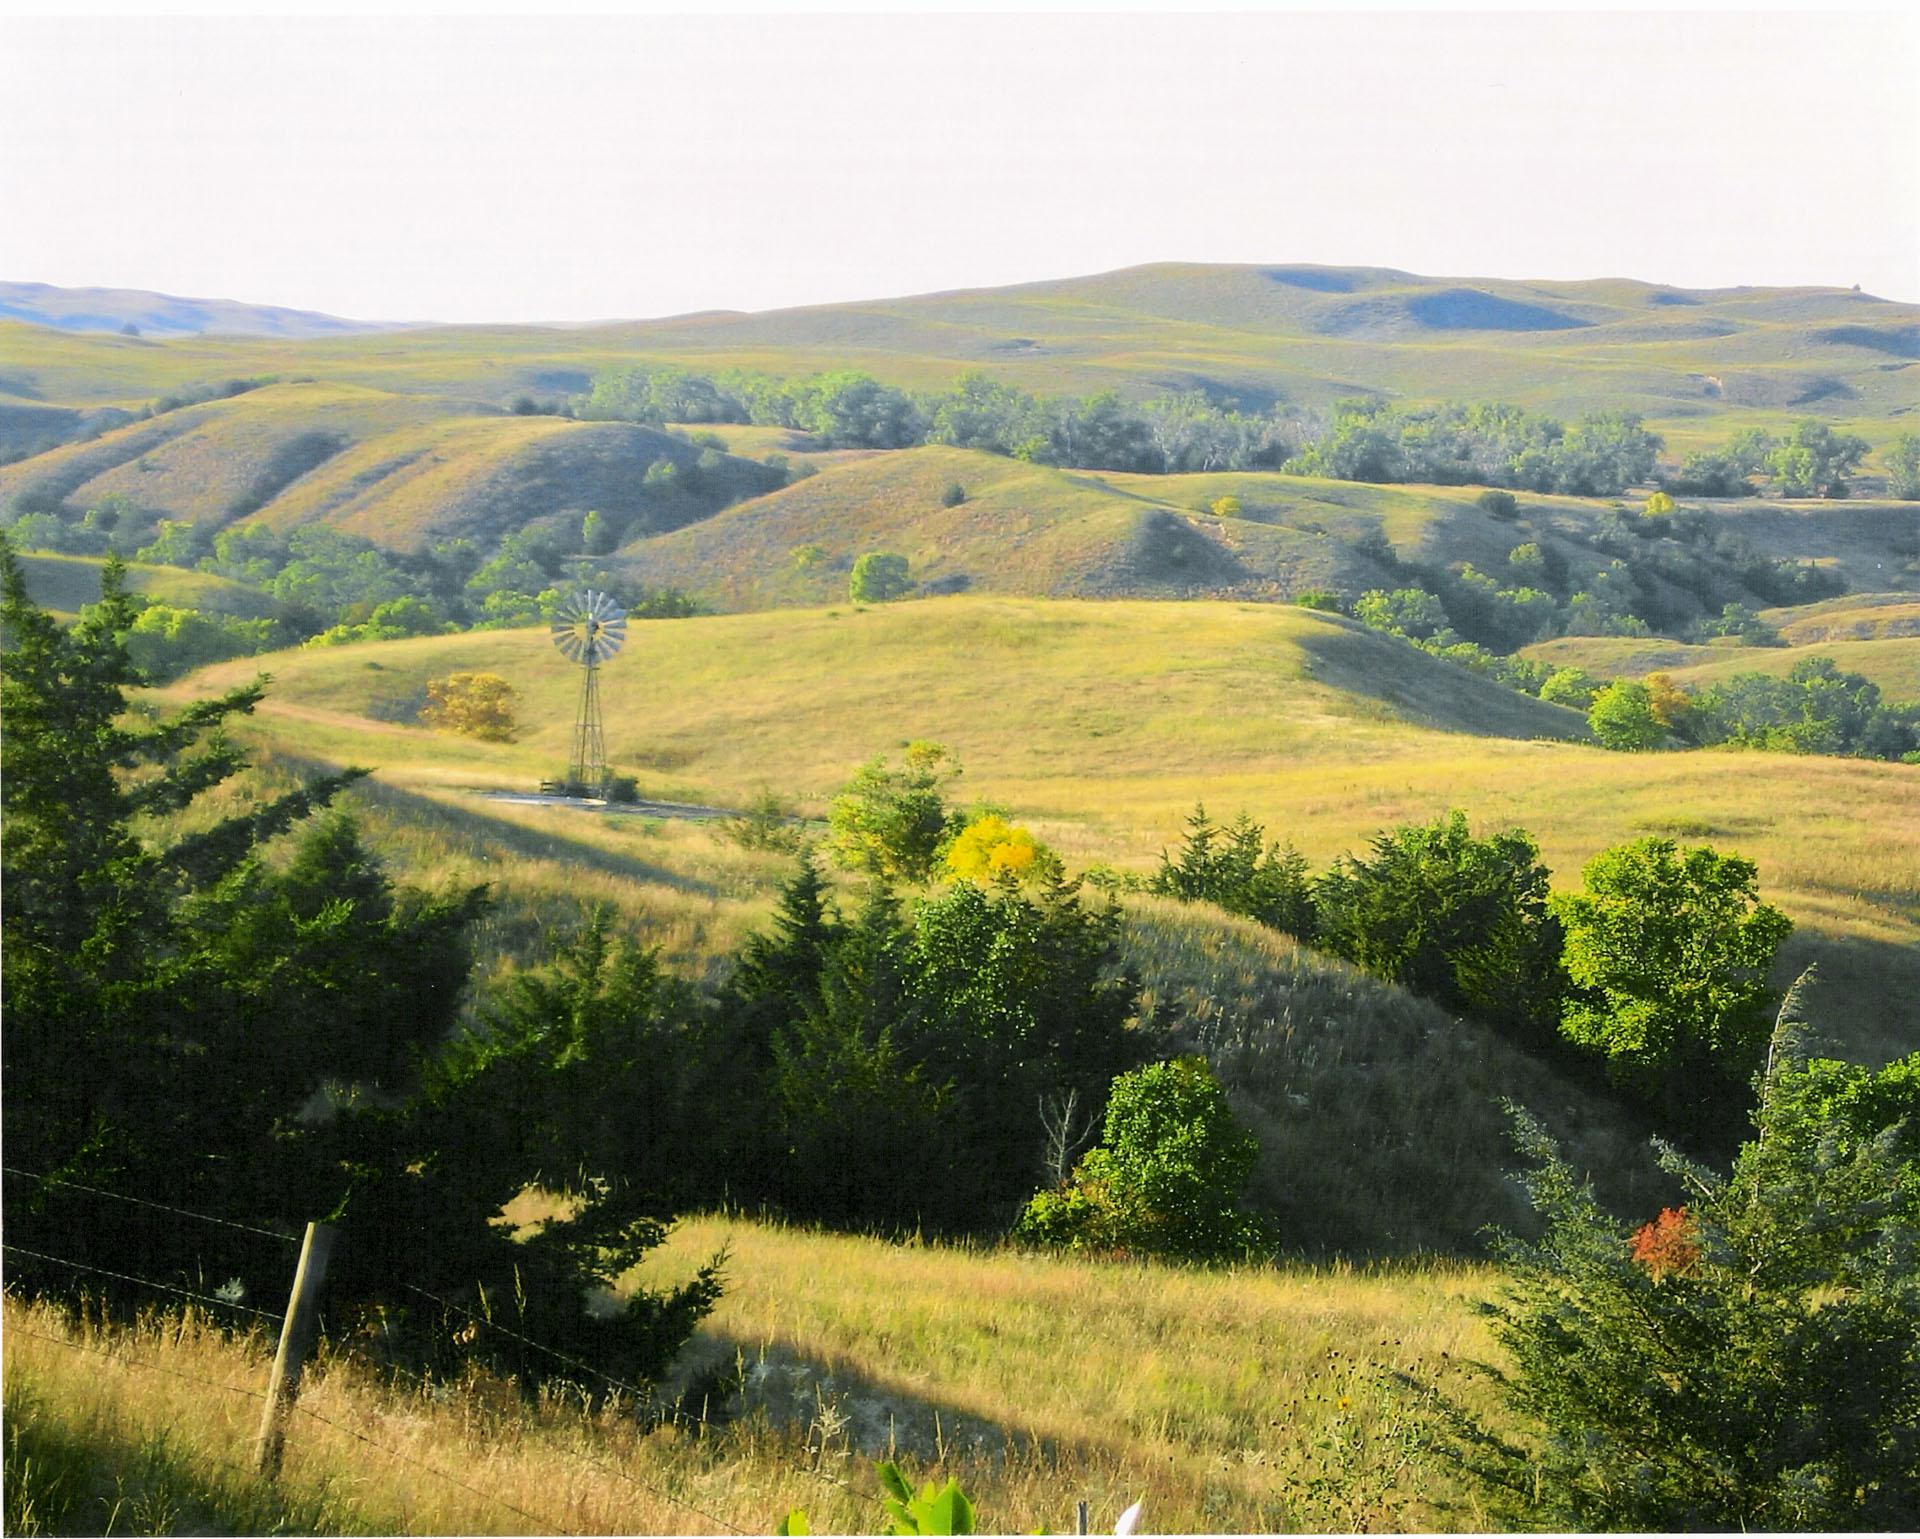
0;1168;927;1535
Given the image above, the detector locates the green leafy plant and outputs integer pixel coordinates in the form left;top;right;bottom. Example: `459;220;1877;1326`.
1553;836;1791;1121
1018;1057;1262;1262
850;551;912;603
826;742;961;884
1587;678;1667;750
877;1461;976;1535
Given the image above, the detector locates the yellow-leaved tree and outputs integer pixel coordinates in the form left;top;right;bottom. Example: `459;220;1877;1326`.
944;814;1057;885
422;672;517;741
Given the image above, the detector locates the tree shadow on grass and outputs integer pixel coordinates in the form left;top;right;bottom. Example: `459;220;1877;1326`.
1774;927;1920;1070
264;752;727;901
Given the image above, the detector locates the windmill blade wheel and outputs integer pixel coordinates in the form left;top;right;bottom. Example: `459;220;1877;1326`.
550;590;628;667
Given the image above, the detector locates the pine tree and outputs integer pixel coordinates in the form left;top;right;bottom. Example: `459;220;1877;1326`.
1427;978;1920;1529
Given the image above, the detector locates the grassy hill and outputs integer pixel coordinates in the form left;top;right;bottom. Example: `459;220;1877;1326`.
618;448;1401;607
6;265;1918;447
14;550;278;620
0;381;785;552
1763;592;1920;644
1525;631;1920;700
622;449;1903;616
173;596;1917;1065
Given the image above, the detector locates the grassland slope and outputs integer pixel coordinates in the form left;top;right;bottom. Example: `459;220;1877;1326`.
0;381;784;551
177;596;1916;1063
617;447;1412;607
7;265;1919;440
15;550;278;620
1525;632;1920;699
621;449;1794;613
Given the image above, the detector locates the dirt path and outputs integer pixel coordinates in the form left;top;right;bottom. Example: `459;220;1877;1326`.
476;790;740;821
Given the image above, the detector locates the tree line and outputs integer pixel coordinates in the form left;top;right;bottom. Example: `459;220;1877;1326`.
1141;804;1794;1141
575;361;1920;499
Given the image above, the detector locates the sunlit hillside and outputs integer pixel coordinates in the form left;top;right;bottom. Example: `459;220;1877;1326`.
6;263;1919;446
172;596;1919;1065
0;381;784;551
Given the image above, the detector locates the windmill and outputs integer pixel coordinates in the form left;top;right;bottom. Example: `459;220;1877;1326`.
549;590;627;795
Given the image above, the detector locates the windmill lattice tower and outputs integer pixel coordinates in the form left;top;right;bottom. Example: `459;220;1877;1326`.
550;590;627;795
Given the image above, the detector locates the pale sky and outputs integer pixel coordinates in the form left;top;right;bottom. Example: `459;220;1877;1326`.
4;8;1918;323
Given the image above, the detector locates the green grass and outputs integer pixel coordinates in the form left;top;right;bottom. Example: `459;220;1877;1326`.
171;596;1918;1065
14;551;278;620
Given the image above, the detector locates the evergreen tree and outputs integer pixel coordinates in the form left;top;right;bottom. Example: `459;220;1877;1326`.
2;541;715;1393
1429;982;1920;1529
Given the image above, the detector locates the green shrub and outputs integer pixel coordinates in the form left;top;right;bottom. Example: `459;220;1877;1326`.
850;551;912;603
1477;488;1519;519
826;742;961;884
1587;678;1667;750
1312;810;1563;1038
1017;1057;1262;1262
940;482;967;508
1292;588;1342;613
1553;837;1791;1122
1537;666;1603;709
1150;804;1316;939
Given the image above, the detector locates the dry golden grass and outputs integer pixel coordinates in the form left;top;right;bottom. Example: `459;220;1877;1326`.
4;1221;1507;1537
175;596;1919;1063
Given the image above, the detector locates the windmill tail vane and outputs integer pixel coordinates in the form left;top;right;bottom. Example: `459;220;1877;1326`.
549;590;628;795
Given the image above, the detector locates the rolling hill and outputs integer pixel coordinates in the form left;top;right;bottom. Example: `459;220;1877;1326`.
0;280;401;338
5;264;1918;442
173;596;1919;1066
1524;631;1920;701
0;381;786;552
14;550;278;620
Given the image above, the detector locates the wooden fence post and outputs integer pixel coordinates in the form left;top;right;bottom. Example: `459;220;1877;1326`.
1076;1498;1090;1534
254;1221;335;1479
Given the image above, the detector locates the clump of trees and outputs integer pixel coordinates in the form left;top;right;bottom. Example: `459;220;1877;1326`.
1147;805;1794;1135
1431;994;1920;1528
1668;420;1871;499
0;542;719;1391
1284;399;1662;496
576;364;1299;473
1586;656;1920;762
1888;431;1920;500
698;847;1146;1233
